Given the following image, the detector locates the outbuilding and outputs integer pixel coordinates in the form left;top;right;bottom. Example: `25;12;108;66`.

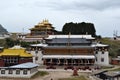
0;62;39;78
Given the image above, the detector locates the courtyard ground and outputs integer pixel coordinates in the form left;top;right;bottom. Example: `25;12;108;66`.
0;70;91;80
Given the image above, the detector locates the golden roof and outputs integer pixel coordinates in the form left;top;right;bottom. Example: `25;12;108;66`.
30;19;54;30
39;19;50;24
0;49;32;57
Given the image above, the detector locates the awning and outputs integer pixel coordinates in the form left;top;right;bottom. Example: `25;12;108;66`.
42;55;95;59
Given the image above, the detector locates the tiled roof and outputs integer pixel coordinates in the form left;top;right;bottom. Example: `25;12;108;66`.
46;35;95;39
0;49;32;57
47;38;91;44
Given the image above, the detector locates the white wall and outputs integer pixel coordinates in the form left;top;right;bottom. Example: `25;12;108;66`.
30;50;43;64
95;50;109;66
0;67;38;78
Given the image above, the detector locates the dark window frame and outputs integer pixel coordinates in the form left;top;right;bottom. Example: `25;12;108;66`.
101;58;104;62
102;51;104;54
16;69;20;74
1;70;5;74
8;69;13;74
23;69;27;75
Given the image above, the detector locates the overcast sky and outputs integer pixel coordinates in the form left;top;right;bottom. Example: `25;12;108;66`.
0;0;120;37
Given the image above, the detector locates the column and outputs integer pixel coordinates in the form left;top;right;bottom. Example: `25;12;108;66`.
57;59;60;65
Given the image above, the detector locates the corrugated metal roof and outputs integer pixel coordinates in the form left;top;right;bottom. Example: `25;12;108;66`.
46;35;95;39
9;62;39;68
42;55;95;59
31;43;48;47
44;46;94;49
104;71;120;77
47;38;91;44
92;43;109;47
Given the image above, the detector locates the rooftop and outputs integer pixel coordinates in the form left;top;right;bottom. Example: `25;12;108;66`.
104;71;120;77
46;35;95;40
30;19;54;30
43;55;95;59
0;46;32;57
31;43;48;47
47;38;92;44
9;62;39;69
92;43;109;47
44;46;94;48
9;45;25;49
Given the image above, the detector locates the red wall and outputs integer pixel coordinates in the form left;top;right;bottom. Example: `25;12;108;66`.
111;60;119;65
0;60;4;67
19;58;33;64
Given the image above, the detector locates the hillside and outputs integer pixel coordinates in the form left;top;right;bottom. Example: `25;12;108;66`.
0;24;8;34
100;38;120;57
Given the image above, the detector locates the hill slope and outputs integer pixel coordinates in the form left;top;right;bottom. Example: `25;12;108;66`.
100;38;120;57
0;24;8;34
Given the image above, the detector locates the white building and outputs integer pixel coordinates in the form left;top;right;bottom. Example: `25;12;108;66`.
29;43;48;64
46;35;109;66
29;35;110;66
0;62;39;78
0;34;10;39
92;43;109;66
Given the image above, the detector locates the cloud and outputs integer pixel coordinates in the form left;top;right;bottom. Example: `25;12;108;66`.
0;0;120;37
41;0;120;11
1;0;120;11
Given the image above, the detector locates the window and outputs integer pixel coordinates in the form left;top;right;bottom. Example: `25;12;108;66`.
16;70;20;74
95;51;98;54
1;70;5;74
101;58;104;62
36;57;38;61
35;50;38;53
102;51;104;54
96;58;97;61
9;69;13;74
23;69;27;75
99;49;101;51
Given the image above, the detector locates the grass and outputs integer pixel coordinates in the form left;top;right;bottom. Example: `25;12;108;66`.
101;66;113;69
58;75;87;80
109;67;120;71
100;38;120;57
32;71;49;78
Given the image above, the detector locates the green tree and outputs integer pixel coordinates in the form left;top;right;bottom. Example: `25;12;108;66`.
5;38;14;48
62;22;96;36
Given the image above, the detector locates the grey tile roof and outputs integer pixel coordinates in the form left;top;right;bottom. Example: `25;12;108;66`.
47;38;91;44
44;46;94;49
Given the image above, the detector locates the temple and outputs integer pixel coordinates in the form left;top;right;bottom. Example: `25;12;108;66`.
0;46;33;67
42;38;95;67
19;19;55;42
30;19;55;36
29;35;109;69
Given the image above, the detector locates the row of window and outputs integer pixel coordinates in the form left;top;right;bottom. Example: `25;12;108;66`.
95;49;108;51
95;51;106;54
4;59;18;63
3;57;19;64
96;58;104;62
0;69;27;75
